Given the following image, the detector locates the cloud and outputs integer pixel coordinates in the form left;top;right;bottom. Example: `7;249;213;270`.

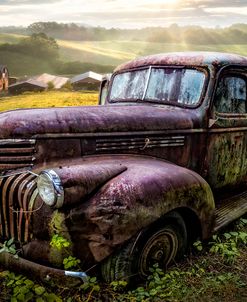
0;0;246;28
72;8;208;20
192;0;247;8
0;0;60;4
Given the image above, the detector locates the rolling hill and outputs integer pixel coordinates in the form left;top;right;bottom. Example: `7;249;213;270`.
59;39;247;65
1;33;247;76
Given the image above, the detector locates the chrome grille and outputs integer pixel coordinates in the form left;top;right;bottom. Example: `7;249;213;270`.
96;136;185;152
0;172;38;242
0;139;36;172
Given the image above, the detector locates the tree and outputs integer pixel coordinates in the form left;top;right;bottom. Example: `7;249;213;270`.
19;33;59;60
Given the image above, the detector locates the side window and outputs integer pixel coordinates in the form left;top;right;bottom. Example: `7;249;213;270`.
214;76;247;114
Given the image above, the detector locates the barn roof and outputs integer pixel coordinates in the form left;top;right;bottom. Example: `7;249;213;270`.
33;73;69;89
70;71;102;84
8;79;47;89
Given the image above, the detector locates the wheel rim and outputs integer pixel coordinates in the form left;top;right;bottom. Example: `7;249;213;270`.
138;228;178;276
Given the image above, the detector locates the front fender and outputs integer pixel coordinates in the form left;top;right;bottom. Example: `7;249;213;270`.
66;155;215;262
45;163;127;207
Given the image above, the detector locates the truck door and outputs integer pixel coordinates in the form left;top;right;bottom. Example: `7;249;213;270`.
205;68;247;190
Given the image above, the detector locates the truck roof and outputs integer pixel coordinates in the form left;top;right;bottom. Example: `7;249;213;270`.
115;51;247;72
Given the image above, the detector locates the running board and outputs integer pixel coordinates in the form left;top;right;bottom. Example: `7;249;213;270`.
213;191;247;232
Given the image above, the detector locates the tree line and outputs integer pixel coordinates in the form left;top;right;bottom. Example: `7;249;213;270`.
1;22;247;44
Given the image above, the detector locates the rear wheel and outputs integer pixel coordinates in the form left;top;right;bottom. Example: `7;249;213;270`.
101;211;187;283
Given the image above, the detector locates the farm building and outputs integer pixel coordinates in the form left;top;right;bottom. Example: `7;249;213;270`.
0;65;9;92
70;71;102;90
33;73;69;89
8;79;47;95
8;77;18;86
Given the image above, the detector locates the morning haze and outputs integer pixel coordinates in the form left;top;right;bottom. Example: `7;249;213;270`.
0;0;246;28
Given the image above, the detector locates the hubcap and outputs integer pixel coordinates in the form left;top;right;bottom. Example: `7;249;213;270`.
139;229;178;276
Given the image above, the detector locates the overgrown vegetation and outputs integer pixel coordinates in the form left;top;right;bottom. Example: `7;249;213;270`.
0;216;246;301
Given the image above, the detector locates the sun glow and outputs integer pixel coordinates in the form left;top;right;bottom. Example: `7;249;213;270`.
142;0;179;5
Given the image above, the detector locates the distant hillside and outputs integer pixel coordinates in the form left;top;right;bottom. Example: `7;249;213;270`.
0;33;23;42
1;24;247;77
0;33;115;76
58;40;247;66
0;50;57;76
0;33;26;44
0;33;60;76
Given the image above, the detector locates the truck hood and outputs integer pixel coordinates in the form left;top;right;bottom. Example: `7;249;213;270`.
0;105;203;139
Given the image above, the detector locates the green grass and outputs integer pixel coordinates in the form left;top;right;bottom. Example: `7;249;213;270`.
0;90;98;112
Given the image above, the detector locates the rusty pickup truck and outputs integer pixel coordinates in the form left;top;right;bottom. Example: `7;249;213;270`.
1;52;247;283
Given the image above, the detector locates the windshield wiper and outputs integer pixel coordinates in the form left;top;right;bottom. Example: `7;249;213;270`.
110;98;143;103
131;98;143;102
110;98;125;103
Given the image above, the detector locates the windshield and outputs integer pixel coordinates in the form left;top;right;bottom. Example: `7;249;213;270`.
109;67;206;106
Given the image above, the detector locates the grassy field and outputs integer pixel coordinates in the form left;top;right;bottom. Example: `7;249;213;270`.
0;90;98;112
1;33;247;70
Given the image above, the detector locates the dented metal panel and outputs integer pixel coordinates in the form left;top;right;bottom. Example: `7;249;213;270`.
65;156;214;263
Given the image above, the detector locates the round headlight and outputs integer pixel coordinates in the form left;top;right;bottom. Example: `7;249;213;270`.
37;170;64;208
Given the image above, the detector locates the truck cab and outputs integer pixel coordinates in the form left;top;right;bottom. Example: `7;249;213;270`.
0;52;247;282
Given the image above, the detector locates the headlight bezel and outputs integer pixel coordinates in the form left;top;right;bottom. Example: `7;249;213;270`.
37;170;64;208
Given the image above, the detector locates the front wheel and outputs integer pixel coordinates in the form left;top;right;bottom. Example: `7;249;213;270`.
101;211;187;283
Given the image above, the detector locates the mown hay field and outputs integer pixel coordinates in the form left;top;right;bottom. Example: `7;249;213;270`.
0;91;98;112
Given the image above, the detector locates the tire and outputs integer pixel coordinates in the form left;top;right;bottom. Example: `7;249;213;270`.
101;211;187;283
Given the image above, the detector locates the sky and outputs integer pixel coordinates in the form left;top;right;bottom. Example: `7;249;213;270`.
0;0;246;28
